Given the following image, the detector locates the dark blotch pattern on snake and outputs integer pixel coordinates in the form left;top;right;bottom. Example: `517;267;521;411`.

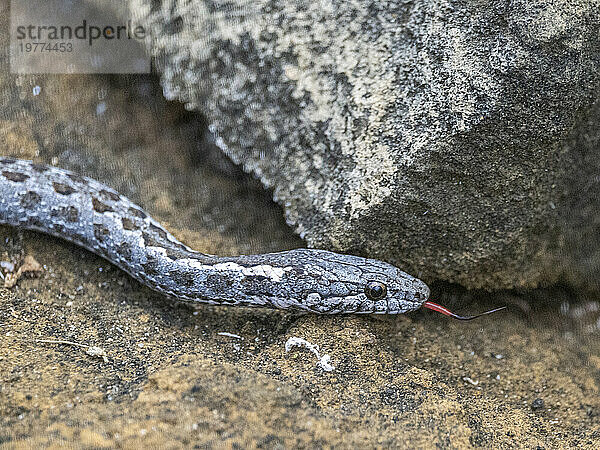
0;158;430;314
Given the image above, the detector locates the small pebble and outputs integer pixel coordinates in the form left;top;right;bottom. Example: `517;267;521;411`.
96;102;107;116
1;261;15;272
531;398;545;410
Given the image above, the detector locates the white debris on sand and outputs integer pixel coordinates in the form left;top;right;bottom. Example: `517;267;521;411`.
285;337;335;372
217;332;243;340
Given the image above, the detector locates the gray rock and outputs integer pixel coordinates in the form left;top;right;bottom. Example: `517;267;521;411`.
129;0;600;291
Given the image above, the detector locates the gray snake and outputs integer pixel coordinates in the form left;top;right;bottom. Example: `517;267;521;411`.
0;156;506;319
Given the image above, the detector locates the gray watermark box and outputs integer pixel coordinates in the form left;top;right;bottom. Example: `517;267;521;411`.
10;0;151;74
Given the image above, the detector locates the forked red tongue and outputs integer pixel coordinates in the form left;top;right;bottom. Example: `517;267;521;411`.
422;301;506;320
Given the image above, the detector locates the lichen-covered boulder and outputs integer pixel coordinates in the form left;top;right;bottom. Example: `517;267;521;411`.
129;0;600;291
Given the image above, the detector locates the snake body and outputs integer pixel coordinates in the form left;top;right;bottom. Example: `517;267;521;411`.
0;157;430;314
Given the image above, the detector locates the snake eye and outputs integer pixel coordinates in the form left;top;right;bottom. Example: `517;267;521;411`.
365;281;387;301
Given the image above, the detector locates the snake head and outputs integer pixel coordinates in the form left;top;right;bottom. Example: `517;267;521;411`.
271;249;430;314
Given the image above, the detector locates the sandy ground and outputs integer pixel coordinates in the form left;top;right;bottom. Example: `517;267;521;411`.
1;73;600;448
